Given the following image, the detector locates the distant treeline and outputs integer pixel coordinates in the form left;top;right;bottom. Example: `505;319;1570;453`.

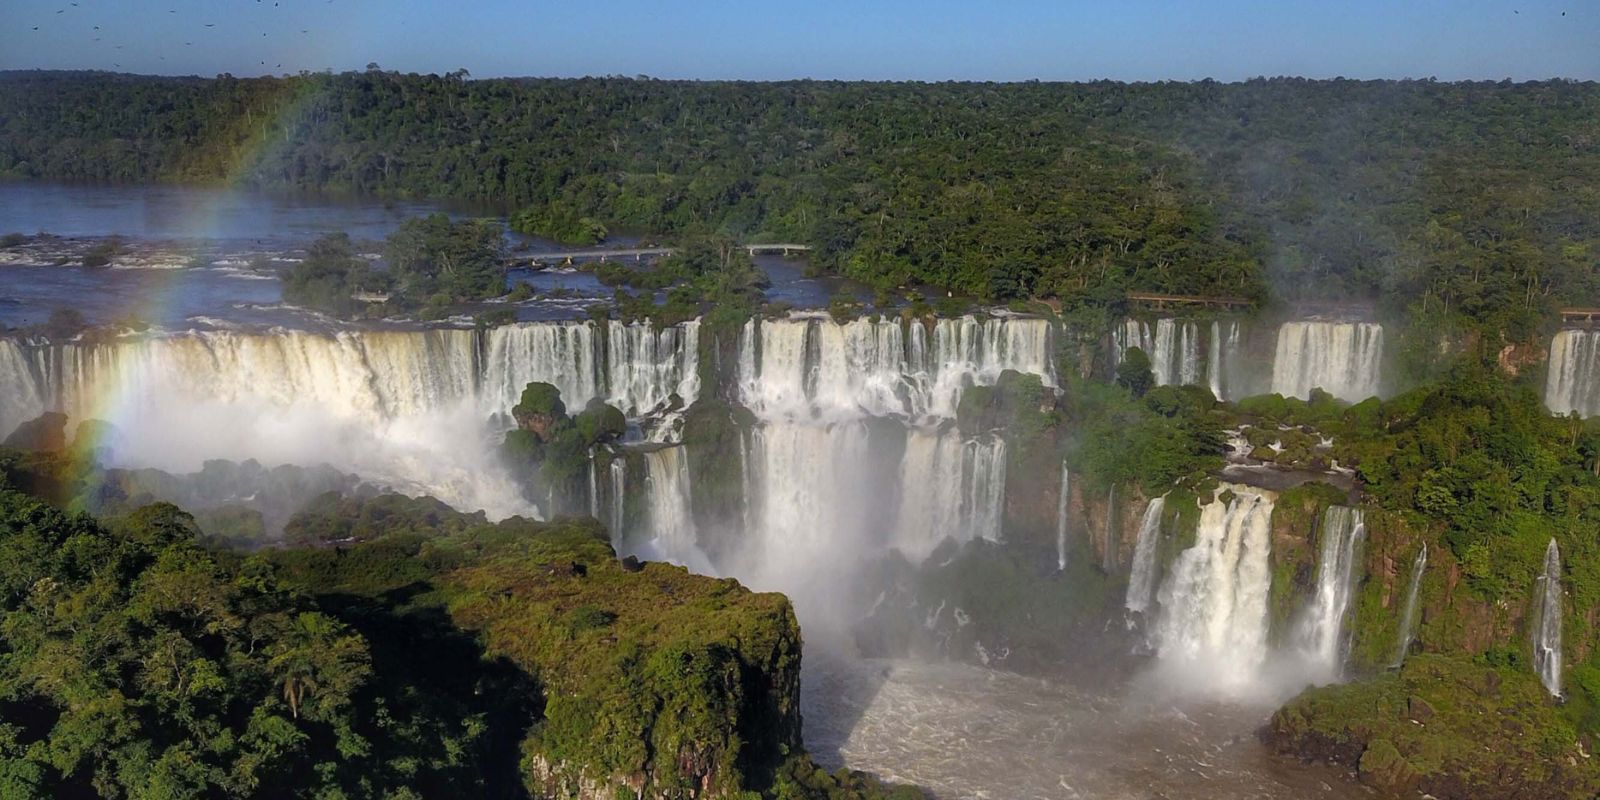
2;71;1599;334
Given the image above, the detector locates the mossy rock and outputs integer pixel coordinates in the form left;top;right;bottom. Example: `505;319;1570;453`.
1267;654;1600;800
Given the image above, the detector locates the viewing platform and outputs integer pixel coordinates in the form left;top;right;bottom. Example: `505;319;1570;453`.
1126;292;1254;311
509;243;811;267
1560;307;1600;325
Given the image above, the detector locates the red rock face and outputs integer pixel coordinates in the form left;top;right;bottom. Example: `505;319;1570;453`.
512;407;561;443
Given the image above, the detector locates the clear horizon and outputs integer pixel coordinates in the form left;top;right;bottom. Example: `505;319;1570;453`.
2;0;1598;82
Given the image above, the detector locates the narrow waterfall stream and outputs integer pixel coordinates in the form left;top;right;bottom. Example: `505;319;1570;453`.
1391;543;1427;667
1534;538;1564;698
1124;495;1167;616
1293;507;1365;680
1056;464;1071;571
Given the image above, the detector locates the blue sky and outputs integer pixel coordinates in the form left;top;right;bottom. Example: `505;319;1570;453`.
2;0;1597;81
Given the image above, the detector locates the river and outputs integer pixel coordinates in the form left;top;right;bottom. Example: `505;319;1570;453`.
0;182;869;328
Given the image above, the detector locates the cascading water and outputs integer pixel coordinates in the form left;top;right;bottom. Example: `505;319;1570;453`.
638;446;708;570
607;458;627;552
1545;330;1600;417
1124;496;1168;616
1116;319;1200;388
1270;321;1383;402
1056;464;1070;571
1102;484;1118;572
0;338;48;431
1533;538;1563;698
892;429;1007;559
1293;507;1365;679
604;319;700;417
0;321;701;519
1391;543;1427;667
738;314;1054;422
720;315;1047;628
482;322;599;414
587;452;599;518
483;320;700;418
1151;486;1275;695
1207;320;1242;401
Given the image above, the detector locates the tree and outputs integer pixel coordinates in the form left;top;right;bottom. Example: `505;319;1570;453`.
385;213;507;301
281;232;377;316
1116;347;1154;398
266;612;370;721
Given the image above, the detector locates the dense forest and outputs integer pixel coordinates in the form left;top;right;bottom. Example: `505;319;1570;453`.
0;442;923;800
2;71;1598;334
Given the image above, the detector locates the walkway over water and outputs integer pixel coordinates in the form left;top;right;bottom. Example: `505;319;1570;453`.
1126;292;1254;310
510;243;811;266
1561;307;1600;324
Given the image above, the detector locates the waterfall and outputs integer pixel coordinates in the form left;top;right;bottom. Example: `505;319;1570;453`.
639;446;707;570
0;338;48;433
1055;464;1070;571
587;451;599;518
1124;496;1168;615
1152;486;1275;693
963;435;1007;544
1207;320;1242;400
0;321;703;439
604;319;700;416
607;458;627;551
482;322;600;413
1270;321;1383;402
1533;538;1563;698
1392;543;1427;667
1102;484;1118;572
1294;507;1366;679
738;315;1054;422
1115;319;1200;388
1545;330;1600;417
892;430;1007;560
0;321;702;519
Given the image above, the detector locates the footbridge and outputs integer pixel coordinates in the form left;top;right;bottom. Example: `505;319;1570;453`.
1126;292;1254;311
509;243;811;267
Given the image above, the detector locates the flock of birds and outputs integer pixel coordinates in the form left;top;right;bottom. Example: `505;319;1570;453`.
27;0;337;71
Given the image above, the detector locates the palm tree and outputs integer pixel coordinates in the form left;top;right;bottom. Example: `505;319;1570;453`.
267;612;369;720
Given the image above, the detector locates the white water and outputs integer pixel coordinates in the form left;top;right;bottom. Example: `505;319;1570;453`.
1056;464;1071;571
1270;321;1383;402
737;315;1054;422
1293;507;1365;680
1533;538;1563;698
1545;329;1600;417
1102;484;1118;572
1392;543;1427;667
637;446;710;571
607;458;627;552
1115;318;1200;388
1208;320;1242;401
1151;486;1276;696
603;320;700;417
0;321;700;519
1124;496;1168;616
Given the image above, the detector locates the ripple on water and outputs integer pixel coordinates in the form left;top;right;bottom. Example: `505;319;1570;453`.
801;657;1363;800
